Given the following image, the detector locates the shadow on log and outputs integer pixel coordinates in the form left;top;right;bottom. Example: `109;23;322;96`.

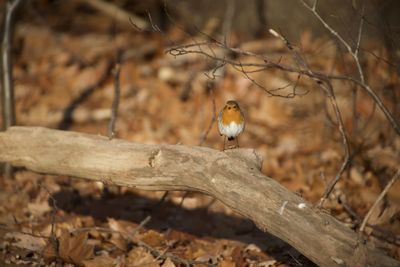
0;126;398;267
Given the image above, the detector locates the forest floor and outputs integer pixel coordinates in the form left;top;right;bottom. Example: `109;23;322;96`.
0;2;399;266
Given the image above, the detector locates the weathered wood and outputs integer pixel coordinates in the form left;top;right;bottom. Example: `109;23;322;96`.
0;126;398;267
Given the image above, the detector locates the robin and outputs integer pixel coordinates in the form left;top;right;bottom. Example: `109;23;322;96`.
218;100;245;150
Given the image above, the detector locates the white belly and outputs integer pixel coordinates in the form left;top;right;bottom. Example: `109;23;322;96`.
219;121;244;138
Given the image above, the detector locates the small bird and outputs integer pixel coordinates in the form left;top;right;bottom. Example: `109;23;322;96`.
218;100;245;150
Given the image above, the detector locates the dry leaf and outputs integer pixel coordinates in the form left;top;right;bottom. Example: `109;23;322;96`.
58;230;94;265
161;257;175;267
83;255;115;267
5;232;47;252
27;201;52;217
138;230;164;247
126;246;159;267
109;232;128;251
107;217;140;235
219;259;236;267
231;247;245;267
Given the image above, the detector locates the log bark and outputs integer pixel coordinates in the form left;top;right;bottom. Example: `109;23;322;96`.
0;126;398;267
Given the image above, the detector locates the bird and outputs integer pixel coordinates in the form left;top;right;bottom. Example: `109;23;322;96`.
217;100;245;150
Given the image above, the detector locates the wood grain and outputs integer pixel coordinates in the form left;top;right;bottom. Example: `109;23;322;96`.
0;126;398;267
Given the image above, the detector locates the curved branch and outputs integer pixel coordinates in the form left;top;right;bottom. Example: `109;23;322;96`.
0;126;398;267
167;41;400;135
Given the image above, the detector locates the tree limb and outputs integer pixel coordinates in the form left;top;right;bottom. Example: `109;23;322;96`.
0;126;398;267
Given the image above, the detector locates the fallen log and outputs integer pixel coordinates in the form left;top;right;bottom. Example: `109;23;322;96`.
0;126;398;267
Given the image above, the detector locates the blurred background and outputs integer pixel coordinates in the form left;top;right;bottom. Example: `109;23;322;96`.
0;0;399;266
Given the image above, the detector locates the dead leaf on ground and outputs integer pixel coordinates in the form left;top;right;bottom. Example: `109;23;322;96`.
83;255;115;267
219;259;236;267
5;232;47;252
138;230;164;247
108;217;140;235
161;257;175;267
27;201;52;217
58;230;94;265
126;246;159;267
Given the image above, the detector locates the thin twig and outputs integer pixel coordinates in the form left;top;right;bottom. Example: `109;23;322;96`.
169;40;400;133
318;86;351;205
198;86;217;146
339;195;361;224
72;215;151;238
317;86;351;206
127;215;151;240
38;182;60;256
351;2;365;138
300;0;352;56
351;83;358;138
326;74;400;135
166;17;400;134
368;224;400;246
268;29;351;205
300;0;400;135
178;191;190;207
38;183;58;236
166;24;400;206
359;170;400;234
136;239;216;267
354;2;365;60
108;62;121;139
156;191;170;206
72;215;215;267
234;62;299;98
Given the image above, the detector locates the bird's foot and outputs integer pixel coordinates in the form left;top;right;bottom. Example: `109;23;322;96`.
225;145;239;150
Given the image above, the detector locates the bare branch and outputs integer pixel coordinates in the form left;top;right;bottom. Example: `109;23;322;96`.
302;0;369;82
267;29;351;204
198;87;217;146
299;0;365;89
108;61;121;139
354;2;365;60
166;6;399;223
300;0;353;55
326;74;400;135
170;39;400;135
300;1;385;134
359;170;400;234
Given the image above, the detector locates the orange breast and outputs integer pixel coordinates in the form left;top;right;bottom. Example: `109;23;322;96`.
221;109;243;125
